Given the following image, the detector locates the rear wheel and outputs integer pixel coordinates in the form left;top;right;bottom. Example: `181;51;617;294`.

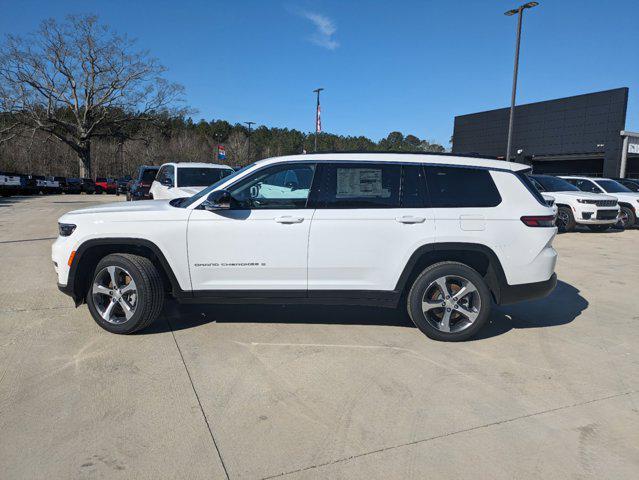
556;206;576;232
407;262;491;341
86;253;164;334
587;224;611;232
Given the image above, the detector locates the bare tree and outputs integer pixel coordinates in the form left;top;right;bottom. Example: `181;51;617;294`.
0;14;185;177
226;130;249;165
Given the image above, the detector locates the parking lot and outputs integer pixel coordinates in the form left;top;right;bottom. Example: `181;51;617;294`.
1;194;638;479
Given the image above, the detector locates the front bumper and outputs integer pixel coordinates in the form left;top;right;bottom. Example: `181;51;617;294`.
575;207;619;224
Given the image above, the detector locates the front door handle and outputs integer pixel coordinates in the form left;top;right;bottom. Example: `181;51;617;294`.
275;216;304;224
395;215;426;224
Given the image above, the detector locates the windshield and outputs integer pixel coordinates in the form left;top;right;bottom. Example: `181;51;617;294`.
177;167;233;187
531;175;579;192
595;179;632;193
178;163;255;208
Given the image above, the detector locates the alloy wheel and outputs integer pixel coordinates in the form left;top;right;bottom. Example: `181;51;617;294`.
421;275;482;333
92;266;138;324
556;210;569;230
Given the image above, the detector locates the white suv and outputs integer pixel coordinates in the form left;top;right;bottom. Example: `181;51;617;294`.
149;162;234;200
52;153;558;341
530;175;619;232
561;176;639;228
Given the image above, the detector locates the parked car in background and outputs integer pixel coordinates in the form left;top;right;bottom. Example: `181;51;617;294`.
95;177;117;194
65;178;83;194
53;153;557;339
127;166;159;201
53;176;69;194
116;175;132;196
79;178;96;194
0;172;22;197
530;174;619;232
561;176;639;229
25;175;44;194
613;177;639;192
45;176;61;194
149;162;234;200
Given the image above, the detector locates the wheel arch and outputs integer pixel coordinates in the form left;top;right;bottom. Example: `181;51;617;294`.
67;238;185;306
394;243;508;304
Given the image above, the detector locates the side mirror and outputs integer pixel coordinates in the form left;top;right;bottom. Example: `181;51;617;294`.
161;177;173;188
202;189;232;211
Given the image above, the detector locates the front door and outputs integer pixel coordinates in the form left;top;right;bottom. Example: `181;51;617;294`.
187;162;317;292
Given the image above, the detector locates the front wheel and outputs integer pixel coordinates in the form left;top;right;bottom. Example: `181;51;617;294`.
407;261;491;341
617;206;636;229
556;206;576;233
86;253;164;334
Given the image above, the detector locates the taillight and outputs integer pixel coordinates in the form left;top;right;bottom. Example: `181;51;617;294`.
521;215;556;227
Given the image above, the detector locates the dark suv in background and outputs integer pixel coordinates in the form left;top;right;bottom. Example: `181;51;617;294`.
116;175;132;196
127;165;159;201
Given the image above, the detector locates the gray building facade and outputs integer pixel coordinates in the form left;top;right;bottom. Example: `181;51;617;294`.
452;88;632;177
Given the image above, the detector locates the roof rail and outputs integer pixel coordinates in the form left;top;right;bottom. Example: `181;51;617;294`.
307;150;502;160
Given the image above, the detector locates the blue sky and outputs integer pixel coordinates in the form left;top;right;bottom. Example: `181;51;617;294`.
1;0;638;146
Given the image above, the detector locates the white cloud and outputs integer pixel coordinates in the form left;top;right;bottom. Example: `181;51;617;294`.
301;11;339;50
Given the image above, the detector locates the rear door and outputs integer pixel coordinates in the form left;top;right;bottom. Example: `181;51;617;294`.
307;162;435;293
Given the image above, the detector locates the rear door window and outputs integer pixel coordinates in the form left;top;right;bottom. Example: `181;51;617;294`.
318;163;401;208
401;165;429;208
425;166;501;208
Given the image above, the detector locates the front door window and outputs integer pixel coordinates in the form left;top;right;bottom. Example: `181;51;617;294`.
228;163;315;209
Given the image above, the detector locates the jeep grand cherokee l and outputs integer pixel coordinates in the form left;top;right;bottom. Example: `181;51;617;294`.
53;153;557;341
529;174;618;232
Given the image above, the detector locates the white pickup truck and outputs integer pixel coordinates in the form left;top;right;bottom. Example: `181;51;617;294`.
0;173;21;197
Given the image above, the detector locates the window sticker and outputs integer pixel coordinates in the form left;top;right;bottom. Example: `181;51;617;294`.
336;168;390;198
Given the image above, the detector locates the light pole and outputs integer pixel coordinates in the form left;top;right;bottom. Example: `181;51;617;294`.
504;2;539;161
244;121;255;162
313;88;324;152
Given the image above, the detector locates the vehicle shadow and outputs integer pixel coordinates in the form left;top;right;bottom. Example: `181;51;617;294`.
0;196;30;206
473;280;588;340
143;280;587;340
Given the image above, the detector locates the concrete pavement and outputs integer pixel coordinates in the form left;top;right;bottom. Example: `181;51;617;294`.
1;194;637;479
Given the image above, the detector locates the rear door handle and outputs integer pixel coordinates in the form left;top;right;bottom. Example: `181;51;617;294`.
275;216;304;224
395;215;426;224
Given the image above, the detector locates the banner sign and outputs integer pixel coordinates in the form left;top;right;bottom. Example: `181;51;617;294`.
629;138;639;154
217;145;226;161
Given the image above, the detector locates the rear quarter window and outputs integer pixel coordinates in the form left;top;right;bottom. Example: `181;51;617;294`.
425;166;501;208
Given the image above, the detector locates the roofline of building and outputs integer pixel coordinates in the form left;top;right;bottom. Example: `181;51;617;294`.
454;87;629;120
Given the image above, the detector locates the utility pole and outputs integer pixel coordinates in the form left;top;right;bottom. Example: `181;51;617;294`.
244;121;255;163
504;2;539;161
313;88;324;152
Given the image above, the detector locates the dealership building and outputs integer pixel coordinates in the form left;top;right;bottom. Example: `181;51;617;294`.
452;88;639;178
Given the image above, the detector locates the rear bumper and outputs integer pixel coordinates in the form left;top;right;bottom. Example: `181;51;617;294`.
497;273;557;305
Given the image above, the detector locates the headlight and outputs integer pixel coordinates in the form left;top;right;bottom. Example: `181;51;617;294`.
58;223;76;237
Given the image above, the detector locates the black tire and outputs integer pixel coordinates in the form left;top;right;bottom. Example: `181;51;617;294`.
86;253;164;334
407;261;492;342
617;206;636;229
95;186;103;194
587;224;611;232
556;206;576;233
